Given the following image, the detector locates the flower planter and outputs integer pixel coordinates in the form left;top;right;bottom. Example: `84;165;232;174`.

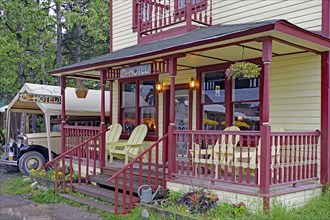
75;89;88;98
225;61;261;79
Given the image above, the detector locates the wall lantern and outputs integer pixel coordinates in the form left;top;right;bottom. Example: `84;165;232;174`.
155;82;163;94
189;78;197;90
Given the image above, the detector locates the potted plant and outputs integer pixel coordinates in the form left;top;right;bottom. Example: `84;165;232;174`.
75;79;88;98
225;61;261;79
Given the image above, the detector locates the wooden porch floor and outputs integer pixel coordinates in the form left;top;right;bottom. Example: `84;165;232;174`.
104;159;320;197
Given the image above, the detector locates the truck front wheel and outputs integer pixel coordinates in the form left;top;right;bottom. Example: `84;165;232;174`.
1;151;19;172
19;151;45;175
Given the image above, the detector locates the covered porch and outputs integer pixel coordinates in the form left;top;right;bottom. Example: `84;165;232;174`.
48;20;330;214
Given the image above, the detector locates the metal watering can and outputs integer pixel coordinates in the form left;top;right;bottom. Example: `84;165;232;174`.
137;185;161;203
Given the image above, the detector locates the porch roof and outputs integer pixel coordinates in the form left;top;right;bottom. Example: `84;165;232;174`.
49;19;330;77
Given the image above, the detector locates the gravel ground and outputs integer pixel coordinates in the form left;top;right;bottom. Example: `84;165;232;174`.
0;167;103;220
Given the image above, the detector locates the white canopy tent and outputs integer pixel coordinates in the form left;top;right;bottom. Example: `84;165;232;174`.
5;83;110;160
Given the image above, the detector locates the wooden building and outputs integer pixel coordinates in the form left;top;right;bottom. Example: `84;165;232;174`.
48;0;330;215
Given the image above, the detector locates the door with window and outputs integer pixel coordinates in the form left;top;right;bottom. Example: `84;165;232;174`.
163;87;192;134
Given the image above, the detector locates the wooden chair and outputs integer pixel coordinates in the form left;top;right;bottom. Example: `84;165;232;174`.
106;123;123;162
108;124;148;164
238;126;285;179
191;126;240;177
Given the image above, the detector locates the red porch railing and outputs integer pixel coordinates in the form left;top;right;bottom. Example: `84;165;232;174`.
45;128;109;194
107;133;168;215
64;125;100;158
173;130;320;188
137;0;212;37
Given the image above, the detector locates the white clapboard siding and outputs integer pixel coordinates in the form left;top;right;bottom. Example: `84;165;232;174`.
270;54;321;131
213;0;322;31
113;0;137;51
112;0;322;51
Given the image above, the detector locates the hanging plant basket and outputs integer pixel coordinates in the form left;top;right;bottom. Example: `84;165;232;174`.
225;61;261;80
75;88;88;98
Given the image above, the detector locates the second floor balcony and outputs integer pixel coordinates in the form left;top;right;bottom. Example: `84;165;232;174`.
134;0;213;44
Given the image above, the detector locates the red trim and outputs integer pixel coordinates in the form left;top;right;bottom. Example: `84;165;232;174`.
100;71;106;168
321;52;330;185
109;80;113;124
322;0;330;38
60;75;66;154
132;0;138;32
259;38;272;197
109;0;113;52
225;78;232;127
275;21;330;48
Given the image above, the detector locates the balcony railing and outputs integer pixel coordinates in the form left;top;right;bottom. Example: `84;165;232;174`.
172;130;320;188
137;0;212;40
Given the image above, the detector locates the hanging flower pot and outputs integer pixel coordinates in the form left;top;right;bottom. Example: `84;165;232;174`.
75;88;88;98
225;61;261;80
75;78;89;98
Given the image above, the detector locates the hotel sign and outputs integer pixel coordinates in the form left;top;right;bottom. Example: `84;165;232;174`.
19;92;61;104
120;64;151;78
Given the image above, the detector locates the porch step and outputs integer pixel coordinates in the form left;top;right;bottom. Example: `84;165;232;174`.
89;174;160;193
72;183;139;207
102;167;164;180
60;193;115;213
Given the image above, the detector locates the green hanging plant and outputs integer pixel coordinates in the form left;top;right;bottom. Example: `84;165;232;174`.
225;61;261;80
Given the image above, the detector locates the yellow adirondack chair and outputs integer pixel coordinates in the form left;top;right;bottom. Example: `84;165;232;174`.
109;124;148;164
238;126;285;179
191;126;240;177
106;123;123;162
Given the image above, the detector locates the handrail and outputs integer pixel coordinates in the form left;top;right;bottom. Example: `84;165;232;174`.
45;128;110;193
45;128;109;166
107;133;168;182
107;133;168;215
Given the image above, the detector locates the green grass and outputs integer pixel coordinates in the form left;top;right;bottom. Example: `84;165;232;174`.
2;176;330;220
0;176;142;220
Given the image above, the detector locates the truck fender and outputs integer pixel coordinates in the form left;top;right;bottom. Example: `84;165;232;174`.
18;145;57;162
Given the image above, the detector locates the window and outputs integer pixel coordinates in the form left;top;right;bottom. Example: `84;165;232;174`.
132;0;152;31
201;71;226;130
175;0;207;12
199;70;260;131
120;78;157;137
232;78;260;131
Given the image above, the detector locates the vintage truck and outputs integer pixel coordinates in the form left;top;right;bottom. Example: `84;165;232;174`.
0;83;109;175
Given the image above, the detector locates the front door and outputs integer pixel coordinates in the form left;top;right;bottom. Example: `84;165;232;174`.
163;87;192;134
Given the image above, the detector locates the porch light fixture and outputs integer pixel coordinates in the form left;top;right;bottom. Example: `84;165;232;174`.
189;78;197;90
155;82;163;94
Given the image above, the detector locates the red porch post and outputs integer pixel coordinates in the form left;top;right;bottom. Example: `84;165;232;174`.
260;38;272;212
109;80;113;125
60;75;66;154
321;52;330;186
321;0;330;187
100;70;106;169
167;56;177;179
186;0;192;32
